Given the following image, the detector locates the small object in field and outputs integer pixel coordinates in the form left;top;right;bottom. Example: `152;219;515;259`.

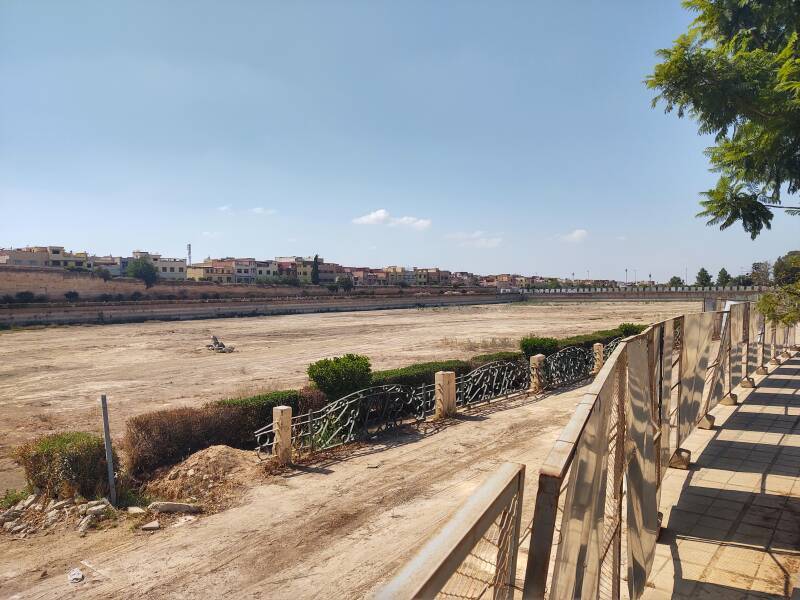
141;520;160;531
206;335;235;353
127;506;146;515
67;568;84;583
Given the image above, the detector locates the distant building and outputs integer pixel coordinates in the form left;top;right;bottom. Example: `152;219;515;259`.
255;260;279;279
131;251;186;281
383;266;415;286
0;246;94;269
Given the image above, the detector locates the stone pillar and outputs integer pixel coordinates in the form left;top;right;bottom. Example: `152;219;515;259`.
273;405;292;466
434;371;456;419
530;354;546;393
592;343;604;375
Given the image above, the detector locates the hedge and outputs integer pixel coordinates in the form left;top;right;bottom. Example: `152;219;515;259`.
15;432;116;499
307;354;372;399
468;351;525;367
520;323;649;358
124;389;316;476
371;360;473;387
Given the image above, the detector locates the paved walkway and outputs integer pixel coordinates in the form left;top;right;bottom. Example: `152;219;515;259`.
644;354;800;599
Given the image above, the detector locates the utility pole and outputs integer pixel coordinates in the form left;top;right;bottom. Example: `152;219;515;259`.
625;268;628;285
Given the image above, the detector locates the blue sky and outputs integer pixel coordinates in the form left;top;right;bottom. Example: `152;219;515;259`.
1;1;797;281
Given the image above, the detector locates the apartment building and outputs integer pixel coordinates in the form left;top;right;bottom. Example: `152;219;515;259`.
383;266;415;286
0;246;95;269
132;251;186;281
414;267;451;286
255;260;279;279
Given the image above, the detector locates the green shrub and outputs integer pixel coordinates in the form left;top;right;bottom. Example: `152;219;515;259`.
468;351;525;368
14;432;116;499
520;336;559;358
371;360;472;387
619;322;647;336
307;354;372;399
15;291;35;303
1;487;28;509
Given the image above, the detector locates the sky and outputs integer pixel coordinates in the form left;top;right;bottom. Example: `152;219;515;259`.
1;1;797;282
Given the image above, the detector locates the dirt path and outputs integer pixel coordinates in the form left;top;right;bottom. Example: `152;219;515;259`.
0;300;697;491
0;386;585;599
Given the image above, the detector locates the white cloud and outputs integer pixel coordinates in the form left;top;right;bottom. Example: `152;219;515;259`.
560;228;588;243
353;209;431;230
251;207;277;215
446;231;503;248
390;216;432;230
217;205;231;212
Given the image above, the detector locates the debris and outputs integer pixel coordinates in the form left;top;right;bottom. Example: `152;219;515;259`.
141;520;160;531
77;515;94;536
0;509;21;524
44;510;61;527
127;506;146;515
147;502;201;514
86;499;109;508
187;469;196;477
67;568;84;583
77;503;88;516
51;499;73;510
206;335;235;353
3;520;18;531
21;495;38;510
170;515;197;528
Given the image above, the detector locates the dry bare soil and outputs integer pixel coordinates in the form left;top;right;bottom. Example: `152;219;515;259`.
0;300;697;492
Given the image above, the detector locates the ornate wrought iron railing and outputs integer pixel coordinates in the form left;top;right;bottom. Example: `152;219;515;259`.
542;345;595;389
455;359;530;407
603;337;623;360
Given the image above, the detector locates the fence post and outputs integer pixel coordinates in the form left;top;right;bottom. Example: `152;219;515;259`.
592;342;604;374
100;395;117;506
530;354;546;393
273;405;292;465
435;371;456;418
769;322;780;365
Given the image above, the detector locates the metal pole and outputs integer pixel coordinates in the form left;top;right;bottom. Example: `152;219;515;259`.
100;395;117;506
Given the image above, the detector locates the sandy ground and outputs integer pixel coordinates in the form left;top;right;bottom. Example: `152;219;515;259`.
0;385;586;599
0;300;698;492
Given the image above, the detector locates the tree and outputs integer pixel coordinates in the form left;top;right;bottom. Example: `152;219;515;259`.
716;268;732;287
731;274;754;286
92;267;112;281
126;258;158;288
311;254;320;285
668;276;684;287
339;278;354;293
64;291;79;302
647;2;800;239
751;261;771;286
695;268;712;287
773;251;800;285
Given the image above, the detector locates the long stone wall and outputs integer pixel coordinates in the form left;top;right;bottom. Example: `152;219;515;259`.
0;266;487;301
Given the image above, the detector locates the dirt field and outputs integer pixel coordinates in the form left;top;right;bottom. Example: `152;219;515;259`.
0;300;698;492
0;385;586;599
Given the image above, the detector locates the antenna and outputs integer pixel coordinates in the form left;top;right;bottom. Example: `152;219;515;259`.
187;243;192;266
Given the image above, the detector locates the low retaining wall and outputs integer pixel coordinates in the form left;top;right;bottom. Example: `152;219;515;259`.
0;294;522;327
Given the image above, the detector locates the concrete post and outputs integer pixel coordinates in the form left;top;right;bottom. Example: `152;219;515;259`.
769;323;780;365
592;343;604;375
530;354;546;393
273;405;292;466
434;371;456;419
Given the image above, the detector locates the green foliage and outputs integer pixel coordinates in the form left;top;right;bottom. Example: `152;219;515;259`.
519;336;559;358
1;488;28;509
757;283;800;325
130;291;144;301
731;274;754;286
64;291;80;302
716;267;732;286
618;323;647;337
116;487;152;508
338;277;354;292
371;360;472;387
15;291;36;303
696;267;713;287
752;261;772;286
256;275;301;286
773;251;800;285
93;267;112;281
307;354;372;400
326;283;339;292
14;432;115;499
126;258;158;288
468;351;525;367
668;275;685;287
647;1;800;238
311;254;320;285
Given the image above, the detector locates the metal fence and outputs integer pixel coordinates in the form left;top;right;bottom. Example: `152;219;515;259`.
379;302;797;599
375;462;526;600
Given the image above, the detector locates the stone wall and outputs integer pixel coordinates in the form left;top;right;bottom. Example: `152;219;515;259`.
0;266;490;302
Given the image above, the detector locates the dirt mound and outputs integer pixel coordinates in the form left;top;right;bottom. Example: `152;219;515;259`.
145;445;262;513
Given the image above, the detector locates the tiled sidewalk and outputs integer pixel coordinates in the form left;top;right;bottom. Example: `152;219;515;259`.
643;355;800;599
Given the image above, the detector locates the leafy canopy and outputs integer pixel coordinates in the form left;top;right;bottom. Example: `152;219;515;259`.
716;267;732;286
126;258;158;288
647;0;800;238
696;267;713;286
